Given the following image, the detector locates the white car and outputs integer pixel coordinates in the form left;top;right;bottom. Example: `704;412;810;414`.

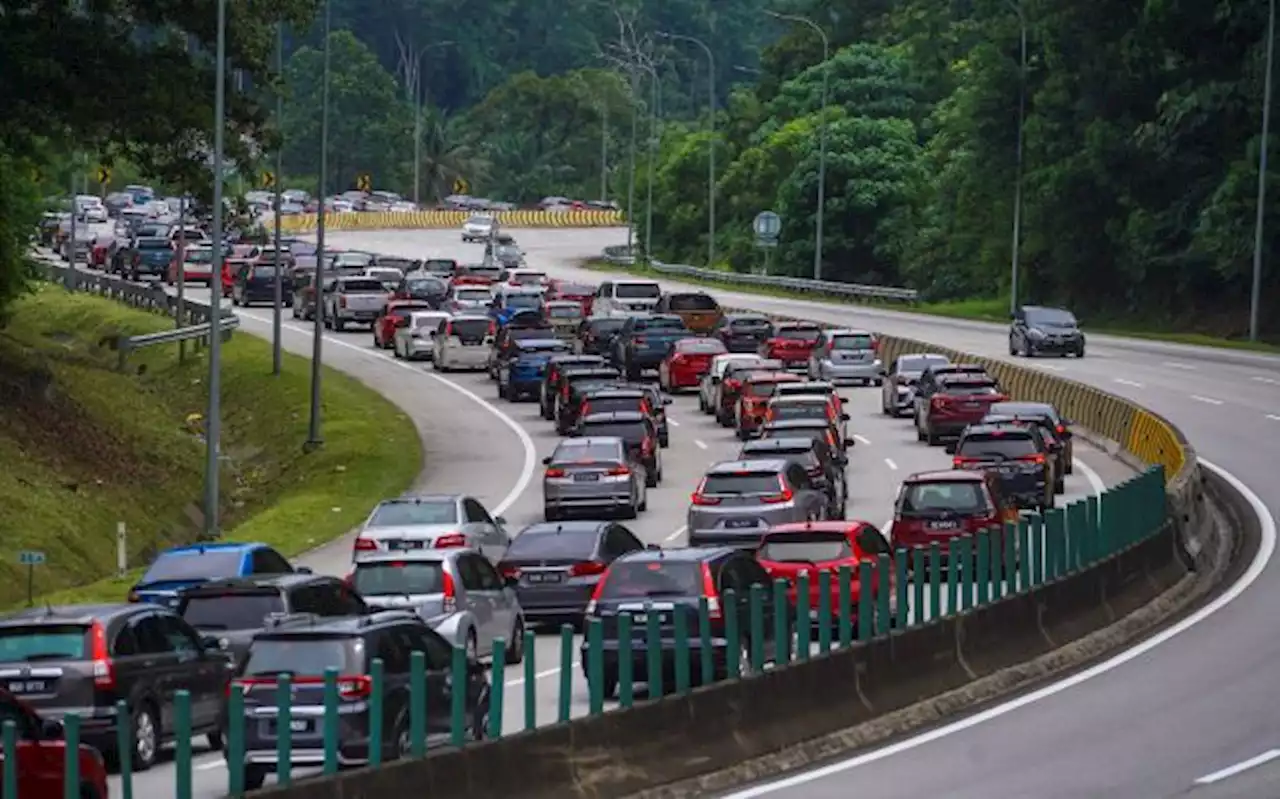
462;213;495;242
592;278;662;316
394;310;451;360
352;494;510;564
699;353;767;414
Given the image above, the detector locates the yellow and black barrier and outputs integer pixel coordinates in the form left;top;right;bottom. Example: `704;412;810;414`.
277;209;626;234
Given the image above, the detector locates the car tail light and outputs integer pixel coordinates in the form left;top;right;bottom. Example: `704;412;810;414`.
545;466;566;477
338;295;347;308
690;477;720;506
701;562;723;619
335;676;373;699
435;533;467;548
761;479;794;504
570;561;608;577
90;621;114;689
632;336;646;345
561;382;570;398
606;465;631;476
931;394;953;408
488;321;497;335
1020;454;1046;465
585;566;612;616
353;537;377;551
953;456;982;466
499;564;520;579
580;402;591;415
1055;424;1066;435
442;570;457;612
825;430;836;447
639;399;651;413
724;378;741;392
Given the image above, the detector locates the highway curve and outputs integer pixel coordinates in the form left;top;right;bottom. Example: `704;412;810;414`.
325;227;1280;799
68;229;1133;799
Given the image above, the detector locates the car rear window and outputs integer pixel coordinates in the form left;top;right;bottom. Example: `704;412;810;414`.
759;533;852;563
941;381;1000;395
339;279;385;293
448;318;491;338
367;500;458;527
587;319;627;334
142;551;244;583
900;355;950;373
615;283;661;299
505;294;543;309
899;482;989;515
958;433;1039;459
406;278;446;293
636;317;687;331
455;289;491;301
775;326;821;340
138;239;170;249
0;625;87;662
183;249;214;262
557;283;593;295
244;636;356;677
991;402;1058;423
180;593;285;630
730;317;771;330
578;421;646;441
666;294;718;311
413;314;446;329
676;339;726;354
770;403;827;421
423;259;456;274
506;530;599;559
376;258;415;271
352;561;445;596
251;266;280;279
745;380;784;397
599;560;701;599
830;334;874;350
701;472;781;495
548;305;583;318
583;395;644;414
1024;308;1077;326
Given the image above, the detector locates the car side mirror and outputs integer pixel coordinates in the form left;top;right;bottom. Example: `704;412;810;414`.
646;543;661;551
295;566;312;574
663;397;673;406
200;635;223;651
840;413;850;421
39;719;64;740
542;455;552;465
944;442;958;455
495;516;507;526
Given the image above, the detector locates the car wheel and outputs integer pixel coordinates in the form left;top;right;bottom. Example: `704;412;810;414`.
505;619;525;665
132;702;159;771
645;464;659;488
620;501;638;520
497;381;507;400
334;318;345;332
1076;346;1086;358
206;729;224;750
465;630;478;661
1009;338;1018;356
926;428;939;446
394;715;413;759
291;303;300;319
1055;477;1065;494
243;765;269;791
698;393;707;413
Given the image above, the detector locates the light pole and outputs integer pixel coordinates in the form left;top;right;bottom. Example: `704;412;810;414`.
625;68;639;253
410;41;454;206
765;10;829;280
659;31;717;269
644;64;661;260
306;0;331;450
1007;0;1027;314
1251;0;1275;341
272;21;284;375
204;0;228;538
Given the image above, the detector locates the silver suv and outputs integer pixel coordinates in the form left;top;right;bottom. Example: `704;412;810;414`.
542;436;647;521
686;459;828;547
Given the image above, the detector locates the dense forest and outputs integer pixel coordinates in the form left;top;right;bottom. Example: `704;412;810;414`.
0;0;1276;337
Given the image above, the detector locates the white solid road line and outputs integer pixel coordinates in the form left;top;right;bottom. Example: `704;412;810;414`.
1164;361;1198;370
695;439;709;450
853;434;871;446
1195;749;1280;784
1113;378;1144;388
1073;458;1107;498
1252;376;1279;385
720;459;1275;798
1268;414;1280;422
665;526;687;543
668;418;681;427
883;458;898;470
1190;395;1224;406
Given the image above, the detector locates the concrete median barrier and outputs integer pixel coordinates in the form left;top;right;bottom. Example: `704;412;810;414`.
276;208;625;233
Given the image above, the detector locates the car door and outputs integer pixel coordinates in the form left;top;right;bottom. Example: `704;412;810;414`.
368;629;413;742
472;556;516;643
402;625;453;741
462;499;507;561
595;282;613;316
602;525;644;564
128;613;185;733
454;555;496;648
786;464;822;520
157;614;224;727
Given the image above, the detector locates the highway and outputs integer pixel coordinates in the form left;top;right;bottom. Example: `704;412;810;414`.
48;228;1133;798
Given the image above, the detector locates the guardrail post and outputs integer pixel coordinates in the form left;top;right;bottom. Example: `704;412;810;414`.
3;720;17;799
672;610;691;693
721;591;739;679
587;620;604;712
645;606;664;698
975;533;991;606
858;562;874;639
618;614;634;707
409;651;426;756
1029;514;1044;586
817;569;832;653
749;583;766;671
276;674;292;786
991;529;1004;600
368;658;383;766
876;554;892;634
489;638;506;736
772;578;791;664
117;698;135;798
959;535;975;611
837;565;853;647
64;712;81;799
322;669;339;774
1046;508;1066;579
522;629;536;729
945;542;959;616
450;645;467;747
1005;521;1019;593
1085;494;1100;564
795;572;811;660
558;624;575;720
1072;501;1088;571
699;596;715;684
894;549;909;628
929;543;942;620
909;549;924;626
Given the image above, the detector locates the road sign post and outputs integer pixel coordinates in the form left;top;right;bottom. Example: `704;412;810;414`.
753;210;781;275
18;551;45;606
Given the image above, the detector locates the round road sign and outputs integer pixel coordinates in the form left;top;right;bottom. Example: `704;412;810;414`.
753;211;781;238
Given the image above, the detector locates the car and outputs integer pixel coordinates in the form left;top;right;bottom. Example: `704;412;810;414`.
498;337;572;400
540;354;607;420
914;373;1008;445
912;363;992;422
548;280;595;315
580;546;787;695
230;261;291;307
765;395;850;448
129;542;299;608
755;521;893;621
757;419;851;455
488;320;558;379
739;436;847;520
445;285;494;314
498;521;648;626
574;411;663;487
759;321;823;371
352;495;510;563
573;386;662;441
0;603;234;770
574;315;628;356
489;286;546;328
687;459;829;547
888;470;1019;562
374;299;437;349
541;436;649;520
774;380;846;417
323;276;390;331
611;314;692;380
735;371;804;440
699;354;767;415
653;291;723;334
228;610;491;789
987;400;1074;475
544;300;586;339
127;236;173;281
659;336;728;393
432;314;496;372
592;279;662;316
1010;305;1085;357
392;272;449;307
461;213;496;242
953;422;1056;510
881;353;952;417
499;268;546;289
716;359;785;427
979;410;1067;493
0;687;110;799
349;549;525;663
617;382;673;447
452;263;503;286
807;328;882;385
487;244;527;271
419;258;458;279
554;367;624;435
177;573;368;664
393;310;451;360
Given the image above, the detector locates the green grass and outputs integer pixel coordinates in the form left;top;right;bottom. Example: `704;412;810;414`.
0;284;421;609
583;259;1280;354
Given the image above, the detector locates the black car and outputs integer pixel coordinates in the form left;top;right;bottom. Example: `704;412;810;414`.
912;363;992;420
611;314;691;380
541;354;607;420
230;262;292;307
576;384;671;446
229;610;491;790
758;418;851;454
739;436;847;519
581;547;787;697
497;521;648;626
1009;305;1085;358
952;422;1055;511
711;314;774;353
177;574;368;664
575;411;663;486
394;273;449;307
988;400;1074;476
576;317;628;356
880;353;952;417
0;603;234;770
617;382;673;448
554;367;623;435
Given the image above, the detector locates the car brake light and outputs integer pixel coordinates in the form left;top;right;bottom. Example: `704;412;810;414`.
499;564;520;579
701;562;723;619
1055;424;1066;434
585;566;611;616
435;533;467;548
825;430;836;447
1020;454;1046;464
953;456;981;466
339;295;347;308
90;621;114;689
931;394;952;407
353;537;377;551
606;465;631;476
639;399;651;413
561;383;570;397
570;561;608;577
442;570;457;612
761;477;794;504
545;466;566;477
580;402;590;415
336;676;373;699
691;477;720;506
633;336;646;345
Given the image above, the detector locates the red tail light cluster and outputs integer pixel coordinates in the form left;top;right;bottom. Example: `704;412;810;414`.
91;621;114;689
434;533;467;548
570;561;608;577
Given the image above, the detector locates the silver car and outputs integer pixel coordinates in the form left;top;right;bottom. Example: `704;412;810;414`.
447;286;494;314
881;353;952;417
462;213;495;242
808;329;883;385
542;436;647;521
432;314;494;371
394;310;451;360
353;494;510;563
350;549;525;663
687;459;828;547
699;353;766;415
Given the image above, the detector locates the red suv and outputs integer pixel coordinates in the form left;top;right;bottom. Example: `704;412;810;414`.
736;372;802;439
888;470;1018;560
915;374;1007;445
759;322;823;370
0;688;109;799
756;522;893;619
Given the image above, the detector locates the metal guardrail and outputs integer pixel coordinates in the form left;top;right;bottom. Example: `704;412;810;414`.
114;316;240;370
598;245;920;303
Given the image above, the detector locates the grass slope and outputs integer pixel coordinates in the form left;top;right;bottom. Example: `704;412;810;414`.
0;284;420;608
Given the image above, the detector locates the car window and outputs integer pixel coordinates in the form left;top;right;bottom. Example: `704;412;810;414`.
898;482;991;515
0;697;37;739
462;498;493;524
600;560;701;599
181;592;284;629
550;440;623;463
112;624;139;657
666;294;718;311
471;558;503;591
375;630;410;672
141;550;244;583
700;472;782;495
857;526;892;556
606;526;642;557
404;624;451;671
368;500;459;527
455;555;484;591
252;548;293;574
157;615;200;658
958;432;1039;459
132;615;173;655
353;561;446;596
0;624;88;662
759;533;851;563
830;334;874;350
785;464;811;490
615;283;660;299
769;402;828;422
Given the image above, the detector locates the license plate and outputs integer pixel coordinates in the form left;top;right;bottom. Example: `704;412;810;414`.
927;520;960;531
963;402;981;409
290;719;310;733
724;518;759;529
388;540;425;550
573;472;600;482
7;680;48;694
526;572;563;584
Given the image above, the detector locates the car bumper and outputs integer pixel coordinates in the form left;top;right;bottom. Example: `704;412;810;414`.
440;349;489;368
506;378;542;397
817;360;882;382
687;524;775;548
336;310;380;322
516;585;596;620
545;485;634;510
1027;337;1083;353
401;338;433;358
892;387;916;412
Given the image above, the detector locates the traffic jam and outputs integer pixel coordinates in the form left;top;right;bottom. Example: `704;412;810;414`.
10;210;1078;794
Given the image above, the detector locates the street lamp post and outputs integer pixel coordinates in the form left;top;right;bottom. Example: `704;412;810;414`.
659;31;717;269
626;69;639;253
1008;0;1027;314
410;41;454;206
643;64;661;260
764;10;829;280
272;22;284;376
306;0;331;450
204;0;229;538
1251;0;1275;341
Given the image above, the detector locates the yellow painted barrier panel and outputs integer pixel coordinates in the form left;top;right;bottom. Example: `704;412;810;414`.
277;209;625;234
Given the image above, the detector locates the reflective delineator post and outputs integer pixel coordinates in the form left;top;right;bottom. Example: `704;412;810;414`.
369;658;384;765
64;712;81;799
672;609;691;693
225;687;243;796
795;571;811;661
489;639;506;736
858;561;873;640
618;614;634;707
698;596;715;684
276;674;292;786
817;569;832;653
645;605;663;698
837;565;853;647
410;650;426;756
450;645;467;747
522;629;536;730
117;698;135;799
749;583;766;671
558;623;574;722
322;668;339;774
588;619;605;712
772;578;790;664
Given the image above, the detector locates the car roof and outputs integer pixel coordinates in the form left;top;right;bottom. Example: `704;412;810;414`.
991;401;1054;415
555;436;625;449
825;328;874;336
585;386;645;397
514;338;567;349
580;411;647;424
962;423;1035;437
516;521;610;536
0;603;143;626
564;367;620;377
904;469;987;483
614;279;659;286
707;459;789;474
351;549;462;565
769;394;831;404
182;573;326;593
254;611;422;638
778;380;837;391
378;494;461;505
740;437;817;452
617;546;736;564
745;371;802;382
162;541;263;556
926;362;986;374
763;419;832;429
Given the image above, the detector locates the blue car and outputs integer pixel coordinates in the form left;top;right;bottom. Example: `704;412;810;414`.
500;338;572;401
490;288;546;327
128;542;304;608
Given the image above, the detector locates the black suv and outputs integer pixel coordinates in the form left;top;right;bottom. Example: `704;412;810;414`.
178;574;368;664
581;547;786;697
579;383;672;447
575;411;663;486
0;603;234;770
952;422;1056;511
540;355;606;420
1009;305;1085;358
987;400;1074;478
554;367;622;435
739;436;847;519
229;610;491;789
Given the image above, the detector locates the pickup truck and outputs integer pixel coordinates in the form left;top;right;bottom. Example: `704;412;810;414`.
323;277;389;331
611;314;692;380
128;237;174;281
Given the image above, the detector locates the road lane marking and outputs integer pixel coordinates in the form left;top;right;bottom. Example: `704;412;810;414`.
1190;395;1223;405
1252;376;1279;385
665;525;687;543
695;439;708;450
1195;749;1280;784
1036;364;1064;372
1113;378;1143;388
1163;361;1197;370
668;418;681;427
884;458;897;470
505;664;577;688
721;459;1275;798
1073;458;1106;498
1268;414;1280;422
853;434;871;445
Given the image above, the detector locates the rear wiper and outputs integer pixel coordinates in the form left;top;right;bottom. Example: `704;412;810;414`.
252;670;297;678
20;653;74;660
194;623;229;630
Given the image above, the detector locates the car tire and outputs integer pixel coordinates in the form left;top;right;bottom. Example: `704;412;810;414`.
620;502;638;520
698;393;707;412
544;506;560;522
1055;477;1066;494
206;729;224;751
1076;346;1085;358
291;303;300;319
1009;338;1018;356
926;428;939;446
465;630;478;661
243;765;269;791
132;702;160;771
334;318;345;332
497;381;507;400
505;619;525;665
645;465;659;488
597;669;619;699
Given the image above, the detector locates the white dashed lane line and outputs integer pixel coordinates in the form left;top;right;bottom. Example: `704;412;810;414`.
853;434;871;446
1113;378;1143;388
1253;376;1279;385
1164;361;1198;370
694;439;708;450
1190;395;1224;405
884;458;898;470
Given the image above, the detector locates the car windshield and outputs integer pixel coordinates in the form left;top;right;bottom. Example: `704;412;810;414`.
759;535;852;563
505;294;542;309
770;403;828;421
666;294;717;311
599;561;701;599
830;334;874;350
899;482;989;515
615;283;660;299
505;530;598;559
958;433;1039;459
142;550;244;583
406;278;446;294
942;381;1001;396
900;355;950;374
0;625;87;662
1026;308;1077;326
352;562;446;596
184;249;213;263
467;215;492;225
701;472;781;495
456;290;491;302
578;421;646;441
548;305;582;319
244;637;356;677
339;279;385;293
367;500;458;527
180;593;285;630
775;327;820;340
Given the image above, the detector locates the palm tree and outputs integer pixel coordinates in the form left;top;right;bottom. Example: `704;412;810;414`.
412;108;490;200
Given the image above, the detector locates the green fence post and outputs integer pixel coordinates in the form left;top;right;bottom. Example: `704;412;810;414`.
1017;516;1030;591
617;613;634;706
117;698;135;799
368;658;384;766
749;583;766;671
2;721;15;799
991;526;1004;599
1124;477;1138;546
646;604;664;698
975;532;991;606
858;561;873;639
817;569;832;653
772;579;790;664
588;618;604;712
1074;501;1089;570
1085;494;1100;564
876;554;892;634
722;590;739;679
929;543;942;620
945;540;959;615
64;712;81;799
673;610;691;693
558;624;574;721
410;650;426;756
1030;514;1045;586
894;549;909;629
276;674;292;786
172;693;190;797
322;669;339;774
489;639;507;736
911;548;925;626
1004;521;1018;594
837;565;853;647
523;629;536;731
450;646;467;747
1046;508;1065;579
958;536;973;611
699;596;715;684
795;571;811;661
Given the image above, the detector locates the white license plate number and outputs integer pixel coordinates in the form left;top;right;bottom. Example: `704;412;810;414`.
573;473;600;482
927;520;960;531
526;572;563;584
388;540;425;551
290;719;310;733
7;681;48;694
725;518;759;529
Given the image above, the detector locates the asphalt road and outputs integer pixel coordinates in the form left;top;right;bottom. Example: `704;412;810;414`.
56;229;1134;799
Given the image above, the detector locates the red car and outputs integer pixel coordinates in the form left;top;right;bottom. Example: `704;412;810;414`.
915;374;1008;445
374;300;435;349
89;236;114;269
659;337;728;392
756;521;893;614
735;371;802;439
759;322;823;370
888;469;1018;557
548;280;595;315
0;688;110;799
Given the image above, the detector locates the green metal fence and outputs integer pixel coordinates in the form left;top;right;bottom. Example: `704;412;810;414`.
0;466;1166;798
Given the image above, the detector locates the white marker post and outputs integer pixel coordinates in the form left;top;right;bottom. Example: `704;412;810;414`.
116;522;127;577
